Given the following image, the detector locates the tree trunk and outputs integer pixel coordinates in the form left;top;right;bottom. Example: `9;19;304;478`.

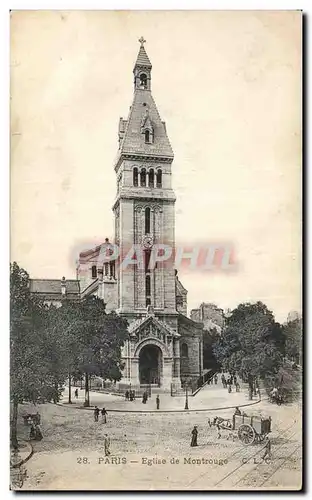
85;373;90;407
68;371;72;404
248;376;254;400
53;380;58;404
11;398;19;450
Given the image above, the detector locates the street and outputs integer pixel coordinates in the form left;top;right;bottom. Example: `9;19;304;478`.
17;381;302;490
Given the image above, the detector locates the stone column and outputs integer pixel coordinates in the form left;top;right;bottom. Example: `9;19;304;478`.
162;358;172;392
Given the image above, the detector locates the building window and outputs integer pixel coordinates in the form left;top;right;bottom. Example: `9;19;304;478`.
140;168;146;187
181;343;188;358
145;274;151;296
148;169;154;188
145;130;150;143
133;167;138;187
145;207;151;234
140;73;147;89
91;265;97;278
144;249;151;272
156;169;162;188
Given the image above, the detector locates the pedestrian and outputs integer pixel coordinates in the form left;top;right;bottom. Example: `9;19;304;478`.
29;422;36;440
228;384;232;393
262;438;272;460
214;374;218;385
233;375;237;385
35;412;41;425
104;434;111;456
34;423;43;441
234;406;241;416
142;392;147;404
94;406;100;422
101;407;107;423
125;390;129;401
235;382;240;392
190;426;198;447
74;388;78;399
129;390;133;401
132;390;136;401
156;395;160;410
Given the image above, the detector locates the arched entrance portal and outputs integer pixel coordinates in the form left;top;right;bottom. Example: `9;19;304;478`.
139;344;162;386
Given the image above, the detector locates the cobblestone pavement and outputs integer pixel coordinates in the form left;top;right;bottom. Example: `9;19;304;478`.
17;382;302;491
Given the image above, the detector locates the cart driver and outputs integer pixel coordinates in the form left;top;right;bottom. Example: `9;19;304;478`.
234;407;241;416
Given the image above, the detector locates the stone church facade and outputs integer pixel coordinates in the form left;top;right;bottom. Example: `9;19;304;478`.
31;41;204;392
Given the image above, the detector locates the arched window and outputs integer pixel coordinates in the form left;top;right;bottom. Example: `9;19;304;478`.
91;265;97;279
140;168;146;187
145;274;151;296
148;169;154;188
145;207;150;234
144;249;151;272
156;169;162;188
145;130;150;143
181;343;188;358
133;167;138;187
140;73;147;88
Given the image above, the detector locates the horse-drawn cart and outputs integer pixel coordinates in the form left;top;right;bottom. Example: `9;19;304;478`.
212;412;271;445
234;414;271;445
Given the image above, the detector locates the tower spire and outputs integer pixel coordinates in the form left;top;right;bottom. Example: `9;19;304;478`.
133;38;152;91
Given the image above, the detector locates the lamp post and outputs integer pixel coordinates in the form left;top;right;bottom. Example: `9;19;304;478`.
184;381;189;410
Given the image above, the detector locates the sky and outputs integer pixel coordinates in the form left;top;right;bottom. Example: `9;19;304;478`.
10;10;302;322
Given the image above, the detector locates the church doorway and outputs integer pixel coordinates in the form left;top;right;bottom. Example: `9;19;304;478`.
139;344;162;386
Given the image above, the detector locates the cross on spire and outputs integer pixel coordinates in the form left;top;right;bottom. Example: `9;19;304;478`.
139;36;146;47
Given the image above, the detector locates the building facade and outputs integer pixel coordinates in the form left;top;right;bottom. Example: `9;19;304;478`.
31;41;204;392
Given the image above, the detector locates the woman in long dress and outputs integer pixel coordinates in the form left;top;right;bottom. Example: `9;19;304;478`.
190;426;198;447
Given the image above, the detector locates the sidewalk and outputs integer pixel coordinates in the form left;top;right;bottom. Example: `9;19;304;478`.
60;378;260;413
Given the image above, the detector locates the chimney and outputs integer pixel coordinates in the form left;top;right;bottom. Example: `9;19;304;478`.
61;276;66;296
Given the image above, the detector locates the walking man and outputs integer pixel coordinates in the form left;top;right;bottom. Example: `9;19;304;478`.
262;437;272;461
101;407;107;423
94;406;100;422
74;388;78;399
191;426;198;447
156;395;160;410
104;434;111;456
214;374;218;385
125;390;129;401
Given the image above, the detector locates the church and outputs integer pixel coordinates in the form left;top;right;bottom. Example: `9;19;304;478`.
30;40;204;393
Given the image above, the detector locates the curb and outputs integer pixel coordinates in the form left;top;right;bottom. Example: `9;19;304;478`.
56;397;261;414
10;440;34;469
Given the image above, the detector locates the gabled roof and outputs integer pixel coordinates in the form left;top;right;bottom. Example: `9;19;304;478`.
129;314;180;337
134;45;152;68
30;279;80;299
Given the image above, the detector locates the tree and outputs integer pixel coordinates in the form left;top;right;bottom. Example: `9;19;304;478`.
213;301;285;399
283;316;302;365
10;262;62;449
54;296;129;406
202;327;221;371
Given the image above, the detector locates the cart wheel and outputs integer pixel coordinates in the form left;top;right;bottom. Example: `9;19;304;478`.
238;424;255;445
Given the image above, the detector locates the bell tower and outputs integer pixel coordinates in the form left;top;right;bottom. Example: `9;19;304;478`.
113;38;177;322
